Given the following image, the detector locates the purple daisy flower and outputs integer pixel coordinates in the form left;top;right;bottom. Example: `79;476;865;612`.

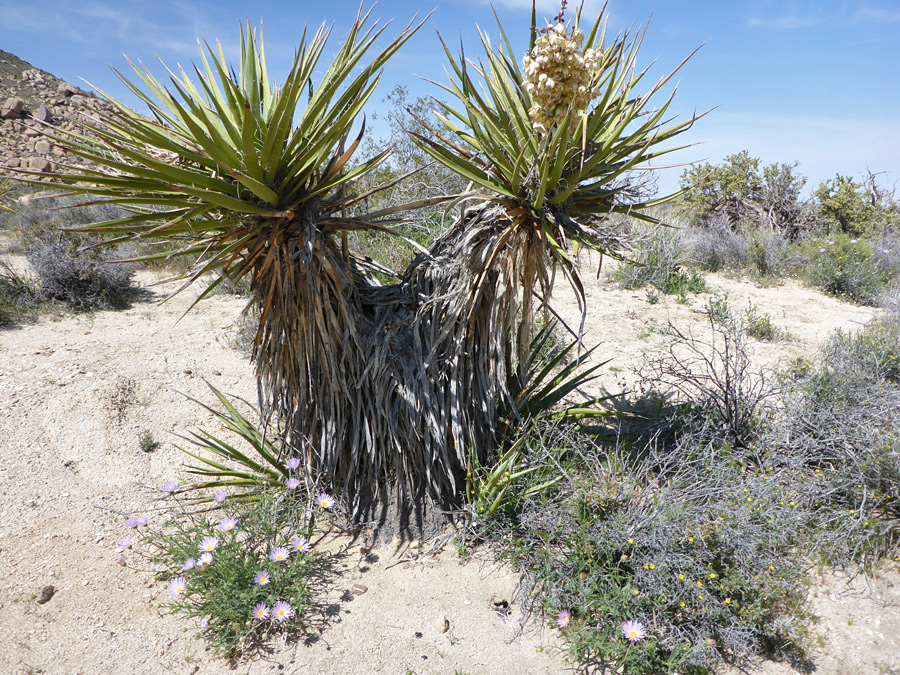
291;536;311;553
285;477;301;490
557;610;570;629
117;537;133;551
198;536;219;553
216;517;238;532
254;570;271;586
213;491;227;504
161;481;178;493
286;457;302;470
272;600;293;622
316;493;335;510
125;515;148;528
622;619;646;641
167;577;186;599
269;546;290;563
196;552;213;570
253;602;270;621
200;617;209;629
181;557;197;571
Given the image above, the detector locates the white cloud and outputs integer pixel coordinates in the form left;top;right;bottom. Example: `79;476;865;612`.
745;14;824;30
852;5;900;24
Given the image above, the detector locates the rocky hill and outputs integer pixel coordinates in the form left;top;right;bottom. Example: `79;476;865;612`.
0;49;115;177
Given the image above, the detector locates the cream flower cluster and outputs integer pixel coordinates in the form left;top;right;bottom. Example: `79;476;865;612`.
522;23;601;133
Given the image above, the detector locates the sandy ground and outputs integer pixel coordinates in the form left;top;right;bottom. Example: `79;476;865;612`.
1;252;899;674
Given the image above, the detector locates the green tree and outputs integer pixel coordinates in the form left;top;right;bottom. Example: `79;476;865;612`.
760;161;808;237
676;150;762;224
814;174;874;235
676;151;808;235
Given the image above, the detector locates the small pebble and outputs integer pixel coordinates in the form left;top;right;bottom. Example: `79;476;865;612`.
351;583;368;595
37;585;55;604
433;616;449;634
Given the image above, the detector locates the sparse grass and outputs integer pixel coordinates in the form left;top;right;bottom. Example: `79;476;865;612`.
744;303;781;341
139;429;159;453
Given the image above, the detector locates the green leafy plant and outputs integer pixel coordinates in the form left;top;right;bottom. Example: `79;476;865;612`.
467;322;613;517
704;293;730;324
465;427;562;517
744;303;780;341
797;232;893;304
135;490;316;657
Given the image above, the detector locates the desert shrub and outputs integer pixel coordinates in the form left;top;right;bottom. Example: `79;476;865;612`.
471;422;811;674
123;488;323;658
820;305;900;385
0;260;41;325
7;193;141;311
615;223;706;298
796;232;894;304
703;293;730;325
636;317;774;450
26;233;138;310
11;193;129;247
767;318;900;564
468;309;900;674
686;218;749;272
676;151;808;236
744;303;781;342
743;227;794;279
814;174;876;236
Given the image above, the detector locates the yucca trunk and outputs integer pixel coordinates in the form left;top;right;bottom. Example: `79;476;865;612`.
250;201;544;511
247;204;361;487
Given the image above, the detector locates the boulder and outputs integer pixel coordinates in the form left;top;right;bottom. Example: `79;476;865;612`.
1;97;25;119
27;156;53;172
21;69;45;83
32;104;51;123
57;82;78;97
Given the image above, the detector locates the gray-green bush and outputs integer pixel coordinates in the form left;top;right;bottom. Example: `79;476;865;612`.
468;306;900;674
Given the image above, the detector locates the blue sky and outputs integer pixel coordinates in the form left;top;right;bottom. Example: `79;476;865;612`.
1;0;898;197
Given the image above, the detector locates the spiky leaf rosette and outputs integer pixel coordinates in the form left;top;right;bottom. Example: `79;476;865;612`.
411;6;701;319
24;10;423;297
15;11;435;500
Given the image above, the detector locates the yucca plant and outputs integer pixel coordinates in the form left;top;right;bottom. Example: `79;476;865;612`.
395;3;700;491
15;3;699;519
19;11;449;508
414;5;699;274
